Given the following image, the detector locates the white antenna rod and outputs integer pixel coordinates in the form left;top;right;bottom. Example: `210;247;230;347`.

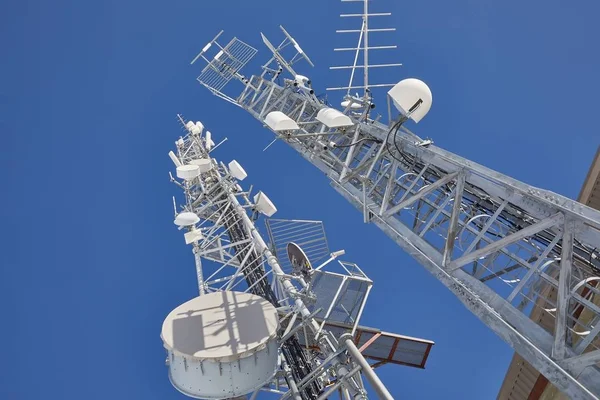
363;0;369;98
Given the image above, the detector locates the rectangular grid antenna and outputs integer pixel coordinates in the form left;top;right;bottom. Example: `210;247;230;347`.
197;37;257;93
310;269;371;326
265;219;330;273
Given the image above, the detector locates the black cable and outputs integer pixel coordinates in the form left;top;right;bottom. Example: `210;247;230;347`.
221;201;322;399
334;137;381;148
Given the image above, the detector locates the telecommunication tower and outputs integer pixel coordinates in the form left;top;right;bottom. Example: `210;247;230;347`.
187;0;600;399
161;116;434;399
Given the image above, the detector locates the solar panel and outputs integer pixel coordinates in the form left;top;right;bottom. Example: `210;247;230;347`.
296;319;434;369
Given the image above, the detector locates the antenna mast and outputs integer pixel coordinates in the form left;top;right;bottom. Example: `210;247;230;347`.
161;116;433;399
329;0;402;109
188;3;600;399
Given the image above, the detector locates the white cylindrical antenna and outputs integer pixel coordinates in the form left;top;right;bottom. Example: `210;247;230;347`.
168;151;183;167
195;121;204;135
172;196;177;216
331;250;346;258
205;131;214;150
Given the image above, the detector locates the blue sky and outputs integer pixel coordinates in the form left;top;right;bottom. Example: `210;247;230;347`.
2;0;599;399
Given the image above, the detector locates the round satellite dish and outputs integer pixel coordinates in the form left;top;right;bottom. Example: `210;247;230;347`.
176;165;200;181
174;212;200;227
287;242;313;280
161;291;280;398
189;158;212;173
387;78;432;123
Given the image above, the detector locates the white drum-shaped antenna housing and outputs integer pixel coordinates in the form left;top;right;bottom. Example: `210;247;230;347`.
253;191;277;217
316;107;354;128
387;78;432;123
161;292;280;399
174;212;200;227
176;165;200;181
189;159;212;173
228;160;247;181
265;111;300;132
185;121;195;131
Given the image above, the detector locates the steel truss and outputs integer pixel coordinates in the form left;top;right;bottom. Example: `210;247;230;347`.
195;61;600;398
170;116;395;399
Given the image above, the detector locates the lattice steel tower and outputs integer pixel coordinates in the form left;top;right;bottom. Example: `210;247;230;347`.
186;1;600;399
162;112;434;399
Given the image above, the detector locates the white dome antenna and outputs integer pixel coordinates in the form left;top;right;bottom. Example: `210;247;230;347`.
387;78;433;123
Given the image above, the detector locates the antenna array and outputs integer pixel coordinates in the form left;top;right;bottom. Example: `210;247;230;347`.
161;115;434;399
186;2;600;398
328;0;402;107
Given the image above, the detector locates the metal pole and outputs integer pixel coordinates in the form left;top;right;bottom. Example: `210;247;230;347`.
342;334;394;400
363;0;369;97
283;361;303;400
192;244;205;295
317;365;362;400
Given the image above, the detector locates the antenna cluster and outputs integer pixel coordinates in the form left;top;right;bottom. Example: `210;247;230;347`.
161;114;434;399
181;0;600;398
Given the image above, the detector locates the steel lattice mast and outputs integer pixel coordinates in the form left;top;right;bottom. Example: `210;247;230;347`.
168;115;398;399
189;2;600;399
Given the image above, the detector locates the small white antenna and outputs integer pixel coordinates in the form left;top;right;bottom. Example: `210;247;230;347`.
328;0;402;104
172;196;178;216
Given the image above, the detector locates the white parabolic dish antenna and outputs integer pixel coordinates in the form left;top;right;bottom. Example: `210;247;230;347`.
161;291;280;399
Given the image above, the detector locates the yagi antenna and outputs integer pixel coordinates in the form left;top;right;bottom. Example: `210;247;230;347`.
190;30;224;65
280;26;314;67
260;26;314;79
328;0;402;106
